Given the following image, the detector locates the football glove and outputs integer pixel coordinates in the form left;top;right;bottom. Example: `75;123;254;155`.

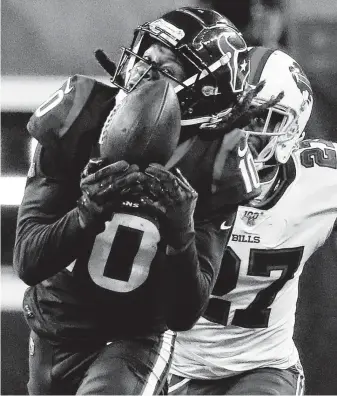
142;163;198;250
77;158;144;232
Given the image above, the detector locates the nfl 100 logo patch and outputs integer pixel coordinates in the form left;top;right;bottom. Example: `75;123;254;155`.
241;210;263;226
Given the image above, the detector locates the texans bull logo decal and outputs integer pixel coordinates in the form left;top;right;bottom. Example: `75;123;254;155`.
218;31;250;93
194;27;250;94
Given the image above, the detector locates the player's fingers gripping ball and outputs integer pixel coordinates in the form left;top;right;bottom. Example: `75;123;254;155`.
142;164;198;249
91;164;148;205
81;157;108;178
144;164;197;206
96;79;182;228
77;158;147;231
81;159;130;196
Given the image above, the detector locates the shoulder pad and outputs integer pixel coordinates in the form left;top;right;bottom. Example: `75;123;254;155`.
27;75;117;172
297;138;337;170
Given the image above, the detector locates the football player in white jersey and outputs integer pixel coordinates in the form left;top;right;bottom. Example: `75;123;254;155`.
168;46;337;395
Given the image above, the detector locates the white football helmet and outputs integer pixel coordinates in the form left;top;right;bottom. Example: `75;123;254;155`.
244;46;313;169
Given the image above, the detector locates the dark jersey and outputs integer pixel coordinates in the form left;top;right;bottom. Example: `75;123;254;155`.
14;75;260;344
27;74;116;175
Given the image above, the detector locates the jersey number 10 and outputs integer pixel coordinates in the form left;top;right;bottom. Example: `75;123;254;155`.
87;213;160;293
239;150;260;194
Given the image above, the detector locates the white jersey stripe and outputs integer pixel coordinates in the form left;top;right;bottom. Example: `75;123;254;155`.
168;377;190;394
296;374;305;396
141;330;176;395
295;363;305;396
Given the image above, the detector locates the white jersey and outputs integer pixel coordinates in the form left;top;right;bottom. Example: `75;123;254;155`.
171;139;337;379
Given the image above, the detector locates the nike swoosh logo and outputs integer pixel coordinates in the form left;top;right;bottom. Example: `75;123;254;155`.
238;141;248;158
64;77;74;94
220;221;232;230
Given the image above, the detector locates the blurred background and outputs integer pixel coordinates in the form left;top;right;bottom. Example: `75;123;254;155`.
1;0;337;394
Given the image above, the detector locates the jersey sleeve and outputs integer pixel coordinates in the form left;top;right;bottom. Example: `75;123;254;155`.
209;128;261;210
13;143;92;286
297;138;337;234
163;212;234;331
27;74;117;175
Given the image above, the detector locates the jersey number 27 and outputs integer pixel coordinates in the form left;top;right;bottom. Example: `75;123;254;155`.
204;245;304;328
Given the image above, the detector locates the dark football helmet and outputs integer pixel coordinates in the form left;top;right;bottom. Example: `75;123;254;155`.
110;7;250;128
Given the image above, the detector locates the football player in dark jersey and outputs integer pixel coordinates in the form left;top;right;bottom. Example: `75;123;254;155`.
13;7;276;395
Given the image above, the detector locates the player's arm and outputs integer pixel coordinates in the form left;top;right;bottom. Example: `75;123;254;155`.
209;128;261;210
141;164;235;331
163;211;234;331
14;146;142;286
13;75;122;285
14;144;88;285
141;130;261;331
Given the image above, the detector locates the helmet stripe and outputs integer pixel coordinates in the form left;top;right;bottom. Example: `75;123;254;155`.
248;47;274;85
181;7;231;27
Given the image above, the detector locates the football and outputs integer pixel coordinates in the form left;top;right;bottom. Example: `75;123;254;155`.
99;80;181;168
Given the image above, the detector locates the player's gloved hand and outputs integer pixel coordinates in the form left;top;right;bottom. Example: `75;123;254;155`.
77;158;145;232
141;163;198;250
